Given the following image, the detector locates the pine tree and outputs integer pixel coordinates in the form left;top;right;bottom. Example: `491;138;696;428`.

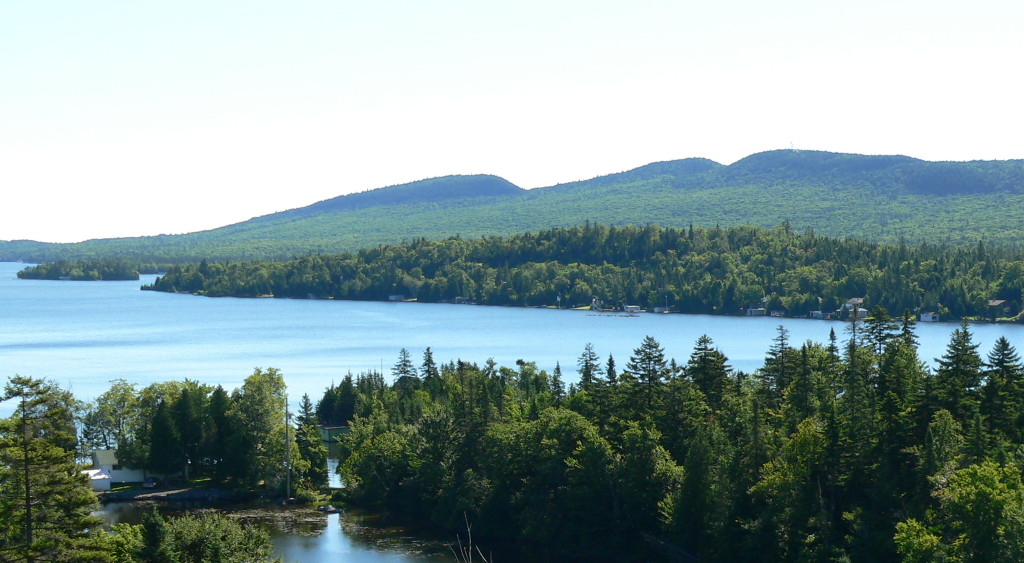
625;336;670;409
392;348;418;381
0;376;108;561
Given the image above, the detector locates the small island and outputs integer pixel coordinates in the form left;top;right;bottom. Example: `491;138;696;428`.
17;259;142;281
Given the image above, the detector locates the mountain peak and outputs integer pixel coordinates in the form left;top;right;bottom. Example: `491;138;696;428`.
291;174;524;216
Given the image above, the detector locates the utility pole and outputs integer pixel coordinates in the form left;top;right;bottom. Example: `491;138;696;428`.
285;395;291;500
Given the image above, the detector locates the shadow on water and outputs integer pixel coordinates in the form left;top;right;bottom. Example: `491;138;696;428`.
95;502;458;563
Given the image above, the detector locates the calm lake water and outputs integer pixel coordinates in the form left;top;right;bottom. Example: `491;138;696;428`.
96;501;458;562
4;260;1024;412
5;260;1024;560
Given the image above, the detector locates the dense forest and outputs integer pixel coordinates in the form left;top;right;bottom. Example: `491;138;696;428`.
15;259;160;281
5;150;1024;263
326;316;1024;561
78;369;328;498
0;374;297;561
6;316;1024;560
144;223;1024;320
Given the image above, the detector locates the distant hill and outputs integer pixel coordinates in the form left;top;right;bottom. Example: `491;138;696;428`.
4;150;1024;263
284;174;524;216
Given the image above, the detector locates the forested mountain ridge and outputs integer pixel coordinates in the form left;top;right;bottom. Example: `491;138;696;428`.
270;174;524;217
4;150;1024;263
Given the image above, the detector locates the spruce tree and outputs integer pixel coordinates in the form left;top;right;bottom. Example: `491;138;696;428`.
933;320;983;421
686;334;730;410
625;336;669;409
138;505;176;563
576;343;603;391
982;336;1023;441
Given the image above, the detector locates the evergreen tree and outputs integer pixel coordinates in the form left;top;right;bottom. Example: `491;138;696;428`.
172;384;204;481
295;422;329;490
392;348;418;381
686;334;730;410
982;336;1023;441
759;325;796;406
203;385;232;482
577;343;603;391
296;393;317;428
551;362;565;405
147;400;182;475
933;320;984;421
624;336;670;410
864;305;898;358
421;348;442;398
0;376;108;562
138;505;176;563
605;354;617;385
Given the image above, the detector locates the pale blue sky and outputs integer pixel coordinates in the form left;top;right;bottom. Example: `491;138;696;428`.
2;0;1021;242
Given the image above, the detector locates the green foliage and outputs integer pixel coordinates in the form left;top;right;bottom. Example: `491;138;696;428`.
0;376;109;561
144;223;1024;321
7;150;1024;264
225;368;289;489
115;508;278;563
80;371;326;497
138;506;176;563
16;259;144;280
325;315;1024;561
896;461;1024;562
14;299;1024;560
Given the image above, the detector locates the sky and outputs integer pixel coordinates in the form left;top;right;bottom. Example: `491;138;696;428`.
2;0;1022;243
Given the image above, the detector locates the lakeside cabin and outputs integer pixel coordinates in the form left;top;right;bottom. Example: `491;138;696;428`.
82;450;146;491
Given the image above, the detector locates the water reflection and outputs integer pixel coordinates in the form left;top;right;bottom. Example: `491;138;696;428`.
95;502;456;563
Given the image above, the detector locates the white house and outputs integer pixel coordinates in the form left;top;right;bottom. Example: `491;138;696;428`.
920;312;940;322
81;468;111;491
91;449;146;484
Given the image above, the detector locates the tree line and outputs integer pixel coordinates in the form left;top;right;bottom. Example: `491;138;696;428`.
330;311;1024;561
16;259;153;281
145;223;1024;320
0;370;332;561
80;368;328;497
6;311;1024;560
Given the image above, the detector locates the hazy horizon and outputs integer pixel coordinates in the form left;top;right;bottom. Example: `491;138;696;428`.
4;1;1021;243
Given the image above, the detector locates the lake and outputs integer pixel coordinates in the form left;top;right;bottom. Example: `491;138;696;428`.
4;261;1024;413
95;501;458;562
4;260;1024;561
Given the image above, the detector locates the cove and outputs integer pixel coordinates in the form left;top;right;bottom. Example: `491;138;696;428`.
95;501;458;562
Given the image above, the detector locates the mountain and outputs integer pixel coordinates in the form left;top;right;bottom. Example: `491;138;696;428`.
281;174;524;216
4;150;1024;263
